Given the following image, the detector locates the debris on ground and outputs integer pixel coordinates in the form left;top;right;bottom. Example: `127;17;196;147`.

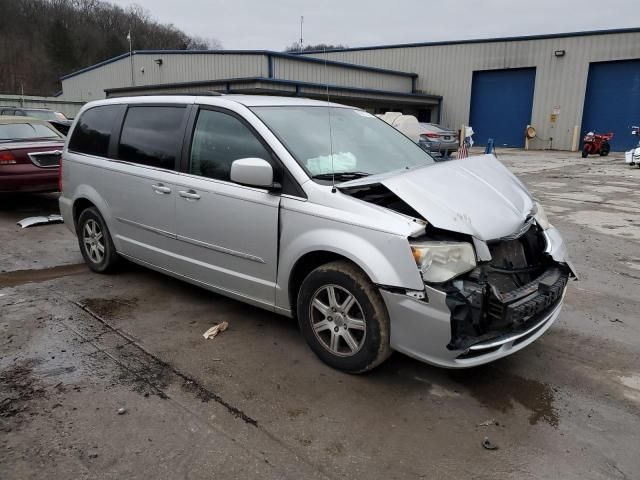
17;214;64;229
482;436;498;450
478;418;498;427
203;322;229;340
117;407;127;415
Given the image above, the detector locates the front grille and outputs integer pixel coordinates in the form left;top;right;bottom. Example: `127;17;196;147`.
28;150;61;168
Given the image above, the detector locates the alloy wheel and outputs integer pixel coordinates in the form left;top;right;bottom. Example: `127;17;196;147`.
83;219;105;264
309;284;366;357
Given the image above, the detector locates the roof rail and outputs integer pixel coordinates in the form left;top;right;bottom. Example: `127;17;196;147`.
197;91;225;96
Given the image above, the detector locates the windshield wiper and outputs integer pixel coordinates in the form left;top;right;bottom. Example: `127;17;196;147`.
311;171;371;180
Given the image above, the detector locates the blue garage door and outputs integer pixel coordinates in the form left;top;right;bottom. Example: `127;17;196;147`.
469;68;536;147
581;59;640;151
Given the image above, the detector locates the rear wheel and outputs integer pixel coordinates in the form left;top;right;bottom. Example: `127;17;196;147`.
297;261;391;373
599;142;610;156
77;207;118;273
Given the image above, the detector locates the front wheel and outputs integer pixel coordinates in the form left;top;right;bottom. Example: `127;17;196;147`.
581;148;589;158
297;261;391;373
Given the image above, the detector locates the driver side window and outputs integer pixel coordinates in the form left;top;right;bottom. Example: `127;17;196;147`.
190;109;271;182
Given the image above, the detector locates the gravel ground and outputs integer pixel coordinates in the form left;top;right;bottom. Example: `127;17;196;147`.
1;149;639;479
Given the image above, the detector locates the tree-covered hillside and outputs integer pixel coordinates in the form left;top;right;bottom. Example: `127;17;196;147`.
0;0;221;95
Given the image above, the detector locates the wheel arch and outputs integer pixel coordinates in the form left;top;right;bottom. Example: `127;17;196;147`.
69;185;113;232
278;229;424;315
287;251;363;315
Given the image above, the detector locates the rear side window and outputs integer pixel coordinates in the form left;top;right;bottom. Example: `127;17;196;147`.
118;106;186;170
190;109;271;181
69;105;122;157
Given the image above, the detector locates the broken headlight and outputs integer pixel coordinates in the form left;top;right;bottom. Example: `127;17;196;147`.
533;201;551;230
410;242;476;283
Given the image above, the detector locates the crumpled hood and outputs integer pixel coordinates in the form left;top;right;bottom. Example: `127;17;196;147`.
339;155;534;241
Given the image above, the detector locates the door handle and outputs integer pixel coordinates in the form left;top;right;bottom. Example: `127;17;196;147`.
179;189;201;200
151;183;171;194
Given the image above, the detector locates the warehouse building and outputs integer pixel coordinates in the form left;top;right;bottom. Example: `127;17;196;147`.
58;28;640;150
59;51;441;119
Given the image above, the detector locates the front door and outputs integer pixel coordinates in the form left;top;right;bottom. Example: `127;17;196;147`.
174;107;281;308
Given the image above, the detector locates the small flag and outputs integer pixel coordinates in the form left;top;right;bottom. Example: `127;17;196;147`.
126;31;131;42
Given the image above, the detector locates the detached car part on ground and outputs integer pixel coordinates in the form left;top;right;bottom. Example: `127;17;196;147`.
59;96;575;373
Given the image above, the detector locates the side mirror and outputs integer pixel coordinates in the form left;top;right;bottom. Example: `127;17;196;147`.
230;158;275;189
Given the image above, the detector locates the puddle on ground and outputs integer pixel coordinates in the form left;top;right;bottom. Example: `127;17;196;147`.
81;296;139;318
0;263;88;288
450;368;559;427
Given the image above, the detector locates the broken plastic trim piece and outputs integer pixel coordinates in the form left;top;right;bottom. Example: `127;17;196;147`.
17;214;64;228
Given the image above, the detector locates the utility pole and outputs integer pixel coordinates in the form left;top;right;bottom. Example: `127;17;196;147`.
127;29;135;86
299;16;304;52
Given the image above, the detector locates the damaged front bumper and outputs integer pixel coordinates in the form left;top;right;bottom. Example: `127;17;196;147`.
384;227;574;368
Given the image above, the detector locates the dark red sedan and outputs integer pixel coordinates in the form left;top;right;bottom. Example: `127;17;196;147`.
0;116;65;192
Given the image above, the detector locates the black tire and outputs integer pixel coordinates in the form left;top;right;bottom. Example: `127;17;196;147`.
297;260;391;373
599;142;610;156
76;207;119;273
581;149;589;158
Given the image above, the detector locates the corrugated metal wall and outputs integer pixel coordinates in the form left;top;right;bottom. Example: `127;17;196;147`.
60;52;414;102
60;54;268;102
306;31;640;150
271;57;411;92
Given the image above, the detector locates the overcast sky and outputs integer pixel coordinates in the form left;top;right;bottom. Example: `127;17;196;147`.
109;0;638;50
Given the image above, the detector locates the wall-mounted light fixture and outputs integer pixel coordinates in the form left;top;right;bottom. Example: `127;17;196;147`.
154;58;163;66
554;50;566;57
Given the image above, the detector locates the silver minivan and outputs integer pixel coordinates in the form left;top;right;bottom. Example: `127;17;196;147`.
59;95;575;373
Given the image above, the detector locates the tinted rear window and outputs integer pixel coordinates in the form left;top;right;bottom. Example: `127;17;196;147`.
69;105;122;157
117;106;186;170
0;122;61;141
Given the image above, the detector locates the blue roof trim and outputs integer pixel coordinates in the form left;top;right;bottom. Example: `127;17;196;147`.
103;76;441;101
60;49;418;81
297;27;640;54
60;52;131;80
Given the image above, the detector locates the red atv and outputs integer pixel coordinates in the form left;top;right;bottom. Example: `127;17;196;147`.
582;131;613;158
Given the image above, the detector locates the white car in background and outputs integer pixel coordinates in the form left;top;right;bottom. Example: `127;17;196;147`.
625;126;640;168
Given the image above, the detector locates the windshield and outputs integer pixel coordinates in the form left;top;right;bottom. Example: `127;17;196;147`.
0;122;61;141
252;106;434;179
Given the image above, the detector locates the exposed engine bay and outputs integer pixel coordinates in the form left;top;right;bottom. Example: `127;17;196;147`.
341;182;572;353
